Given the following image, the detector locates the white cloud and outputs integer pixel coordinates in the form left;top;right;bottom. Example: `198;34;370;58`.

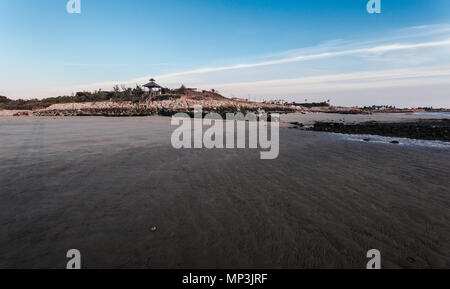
67;38;450;91
5;24;450;108
154;39;450;78
199;67;450;106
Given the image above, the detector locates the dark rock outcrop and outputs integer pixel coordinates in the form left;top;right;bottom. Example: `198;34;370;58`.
310;119;450;142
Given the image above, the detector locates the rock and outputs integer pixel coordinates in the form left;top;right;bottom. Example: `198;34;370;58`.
390;140;399;144
363;138;371;142
291;122;304;127
310;120;450;142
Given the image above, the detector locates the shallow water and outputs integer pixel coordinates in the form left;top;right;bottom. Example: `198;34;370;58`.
0;117;449;268
412;112;450;117
333;133;450;149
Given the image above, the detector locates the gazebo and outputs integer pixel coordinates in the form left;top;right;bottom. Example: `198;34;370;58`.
143;78;162;99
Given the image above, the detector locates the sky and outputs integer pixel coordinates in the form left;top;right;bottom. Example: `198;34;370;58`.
1;0;450;107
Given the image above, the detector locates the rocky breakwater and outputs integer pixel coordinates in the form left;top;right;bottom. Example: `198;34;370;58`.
310;119;450;142
33;101;156;117
33;99;303;117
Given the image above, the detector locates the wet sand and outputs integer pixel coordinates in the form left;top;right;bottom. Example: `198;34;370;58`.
0;116;449;268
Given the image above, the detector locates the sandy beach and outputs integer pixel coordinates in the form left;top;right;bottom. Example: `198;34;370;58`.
0;116;449;269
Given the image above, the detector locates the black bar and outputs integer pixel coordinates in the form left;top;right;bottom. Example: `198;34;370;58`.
1;269;447;288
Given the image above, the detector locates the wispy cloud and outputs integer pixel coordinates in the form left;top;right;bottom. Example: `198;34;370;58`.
76;37;450;90
200;67;450;107
40;24;450;107
203;67;450;96
154;39;450;77
206;67;450;88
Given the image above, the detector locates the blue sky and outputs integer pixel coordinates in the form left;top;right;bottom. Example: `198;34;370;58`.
1;0;450;107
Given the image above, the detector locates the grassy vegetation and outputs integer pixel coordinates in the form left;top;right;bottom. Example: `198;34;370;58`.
0;85;181;110
293;101;330;108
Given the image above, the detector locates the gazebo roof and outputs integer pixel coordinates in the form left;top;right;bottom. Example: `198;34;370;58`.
143;78;162;88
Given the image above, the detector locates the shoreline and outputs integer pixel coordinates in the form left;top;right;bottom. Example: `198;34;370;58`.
2;102;450;143
2;107;450;142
